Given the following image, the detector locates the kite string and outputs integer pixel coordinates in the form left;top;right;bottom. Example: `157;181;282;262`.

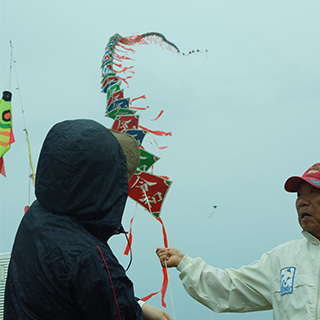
11;43;36;191
7;41;14;90
142;189;177;320
0;41;13;219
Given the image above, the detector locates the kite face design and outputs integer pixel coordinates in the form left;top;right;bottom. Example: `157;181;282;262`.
0;91;13;158
0;91;14;177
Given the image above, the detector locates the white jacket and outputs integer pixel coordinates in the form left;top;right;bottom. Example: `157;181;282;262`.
177;231;320;319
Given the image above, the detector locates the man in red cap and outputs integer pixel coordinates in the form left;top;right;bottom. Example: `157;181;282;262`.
285;163;320;239
156;163;320;320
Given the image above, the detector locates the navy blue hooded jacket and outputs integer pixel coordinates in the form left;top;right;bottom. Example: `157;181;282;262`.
4;119;143;320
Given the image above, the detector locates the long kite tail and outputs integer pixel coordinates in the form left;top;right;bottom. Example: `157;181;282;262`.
101;32;180;78
119;32;181;53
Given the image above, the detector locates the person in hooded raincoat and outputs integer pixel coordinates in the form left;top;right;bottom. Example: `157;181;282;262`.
4;119;171;320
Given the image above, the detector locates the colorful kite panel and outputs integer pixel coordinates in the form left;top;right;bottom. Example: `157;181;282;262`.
128;171;172;217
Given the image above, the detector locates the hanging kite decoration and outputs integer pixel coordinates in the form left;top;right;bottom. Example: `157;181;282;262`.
0;91;15;177
101;32;187;308
3;41;36;213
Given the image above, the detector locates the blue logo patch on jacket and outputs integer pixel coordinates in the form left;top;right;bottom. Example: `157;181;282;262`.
280;267;296;296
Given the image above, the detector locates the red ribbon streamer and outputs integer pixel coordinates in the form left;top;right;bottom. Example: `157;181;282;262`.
118;76;132;87
114;52;134;61
0;158;6;177
157;217;168;248
130;95;146;105
150;110;164;121
160;267;168;308
116;43;136;53
158;217;169;307
124;228;133;256
150;136;168;150
124;206;137;255
139;125;172;137
114;66;135;74
141;217;169;307
141;290;160;302
129;106;149;111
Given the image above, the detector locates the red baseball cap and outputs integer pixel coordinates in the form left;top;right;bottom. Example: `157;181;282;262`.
285;163;320;192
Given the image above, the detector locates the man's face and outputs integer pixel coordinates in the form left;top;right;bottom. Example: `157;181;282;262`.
296;182;320;238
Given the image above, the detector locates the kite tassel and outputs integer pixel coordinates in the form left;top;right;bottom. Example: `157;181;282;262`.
114;66;135;74
130;95;146;105
114;52;134;61
120;35;147;45
124;206;137;255
118;76;132;87
139;125;172;137
0;158;6;177
116;43;136;53
129;105;149;111
124;228;133;256
148;136;168;150
150;110;164;121
141;217;170;308
141;290;161;303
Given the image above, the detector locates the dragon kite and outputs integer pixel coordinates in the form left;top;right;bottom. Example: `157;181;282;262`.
101;32;180;218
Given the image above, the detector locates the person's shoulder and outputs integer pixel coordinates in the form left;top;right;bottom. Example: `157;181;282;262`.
268;238;305;255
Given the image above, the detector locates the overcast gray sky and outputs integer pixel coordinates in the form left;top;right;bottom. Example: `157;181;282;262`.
1;0;320;319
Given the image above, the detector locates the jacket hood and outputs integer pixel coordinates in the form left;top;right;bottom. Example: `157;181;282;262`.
35;119;128;240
